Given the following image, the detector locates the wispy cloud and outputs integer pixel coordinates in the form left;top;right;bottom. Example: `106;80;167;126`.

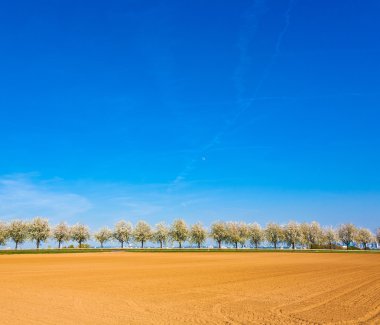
105;196;164;219
245;92;380;102
0;174;378;230
234;0;268;104
228;0;295;132
0;174;92;222
170;0;295;190
0;174;210;226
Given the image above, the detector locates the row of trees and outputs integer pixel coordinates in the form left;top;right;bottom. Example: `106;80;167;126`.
0;218;379;250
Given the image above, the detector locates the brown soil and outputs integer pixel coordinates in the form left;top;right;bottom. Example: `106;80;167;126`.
0;252;379;324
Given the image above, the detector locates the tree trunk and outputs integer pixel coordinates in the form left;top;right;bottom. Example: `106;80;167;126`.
292;242;295;250
364;243;367;250
198;242;200;249
160;241;163;249
121;241;124;248
58;241;61;249
346;243;349;250
141;240;144;248
235;242;238;249
218;240;221;249
37;240;40;249
79;240;82;248
274;242;277;249
179;242;182;248
15;241;18;250
255;242;258;249
101;242;103;248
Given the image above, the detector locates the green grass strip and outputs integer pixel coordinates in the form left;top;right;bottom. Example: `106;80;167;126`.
0;248;379;255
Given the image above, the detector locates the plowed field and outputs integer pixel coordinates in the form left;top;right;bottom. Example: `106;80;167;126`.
0;252;379;324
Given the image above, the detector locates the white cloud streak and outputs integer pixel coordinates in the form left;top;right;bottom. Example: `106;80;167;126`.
170;0;295;190
0;174;379;230
0;174;92;222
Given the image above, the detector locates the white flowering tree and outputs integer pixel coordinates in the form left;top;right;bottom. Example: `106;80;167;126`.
153;222;169;248
376;228;380;247
52;222;71;248
94;227;113;248
169;219;188;248
265;222;284;249
210;221;227;249
355;228;374;250
29;217;50;249
190;223;207;248
71;223;91;248
113;220;133;248
300;222;323;248
226;222;248;249
283;221;302;249
0;221;9;246
248;223;264;249
338;223;357;250
8;220;29;249
323;226;337;249
133;221;152;248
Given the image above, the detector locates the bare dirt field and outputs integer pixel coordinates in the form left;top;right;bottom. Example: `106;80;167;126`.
0;252;379;324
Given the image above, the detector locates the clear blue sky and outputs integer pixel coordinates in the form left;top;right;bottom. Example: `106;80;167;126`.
0;0;379;230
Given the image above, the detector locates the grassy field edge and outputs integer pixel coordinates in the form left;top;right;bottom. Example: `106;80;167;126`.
0;248;379;255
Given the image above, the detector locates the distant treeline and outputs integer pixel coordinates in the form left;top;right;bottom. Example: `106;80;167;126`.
0;218;379;250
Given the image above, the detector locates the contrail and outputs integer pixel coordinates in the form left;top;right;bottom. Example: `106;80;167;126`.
231;0;294;126
170;0;295;190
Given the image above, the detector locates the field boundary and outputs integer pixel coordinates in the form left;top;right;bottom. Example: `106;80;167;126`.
0;248;379;255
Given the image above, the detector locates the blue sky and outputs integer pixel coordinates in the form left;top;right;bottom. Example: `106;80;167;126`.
0;0;379;230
